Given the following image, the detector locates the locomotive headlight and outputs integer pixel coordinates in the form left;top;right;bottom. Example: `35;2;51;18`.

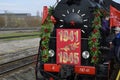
82;51;90;59
49;49;55;57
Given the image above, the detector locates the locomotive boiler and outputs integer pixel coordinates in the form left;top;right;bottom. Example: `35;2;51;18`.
36;0;120;80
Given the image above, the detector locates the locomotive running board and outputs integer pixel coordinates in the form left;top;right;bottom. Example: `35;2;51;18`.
44;64;96;75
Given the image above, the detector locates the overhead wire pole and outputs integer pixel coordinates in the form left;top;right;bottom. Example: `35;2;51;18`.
4;10;8;27
57;0;59;2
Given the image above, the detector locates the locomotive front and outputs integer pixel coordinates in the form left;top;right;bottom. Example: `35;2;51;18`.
37;0;113;80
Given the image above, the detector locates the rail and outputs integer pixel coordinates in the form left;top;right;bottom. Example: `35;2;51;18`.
0;54;37;75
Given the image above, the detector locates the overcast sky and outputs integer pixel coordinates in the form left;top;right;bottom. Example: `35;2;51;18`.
0;0;56;16
0;0;119;16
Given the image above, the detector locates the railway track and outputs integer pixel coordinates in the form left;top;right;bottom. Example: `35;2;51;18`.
0;54;37;76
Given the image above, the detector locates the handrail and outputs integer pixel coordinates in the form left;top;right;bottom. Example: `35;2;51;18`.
116;70;120;80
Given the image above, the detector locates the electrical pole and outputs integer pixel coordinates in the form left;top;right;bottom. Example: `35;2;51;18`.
4;10;8;27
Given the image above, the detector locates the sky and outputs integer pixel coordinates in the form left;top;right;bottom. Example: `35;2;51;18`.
0;0;119;16
0;0;56;16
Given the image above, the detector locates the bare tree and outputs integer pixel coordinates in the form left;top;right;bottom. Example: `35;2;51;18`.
0;17;5;27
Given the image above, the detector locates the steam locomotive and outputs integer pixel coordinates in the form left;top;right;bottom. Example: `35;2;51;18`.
36;0;120;80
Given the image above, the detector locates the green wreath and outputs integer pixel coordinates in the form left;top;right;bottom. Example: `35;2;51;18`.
88;9;102;64
40;7;54;62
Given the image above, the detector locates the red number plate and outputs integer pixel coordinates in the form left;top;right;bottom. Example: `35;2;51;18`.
75;66;96;75
56;29;81;65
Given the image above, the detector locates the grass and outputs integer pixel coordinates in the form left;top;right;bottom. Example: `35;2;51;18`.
0;31;40;41
0;31;40;37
